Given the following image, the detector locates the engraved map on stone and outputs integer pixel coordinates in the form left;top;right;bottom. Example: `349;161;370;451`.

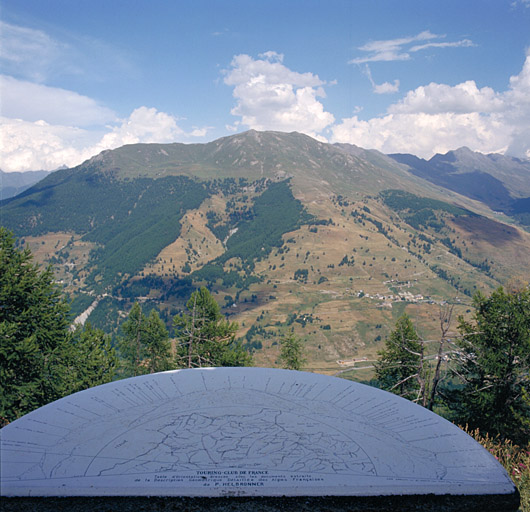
0;368;515;497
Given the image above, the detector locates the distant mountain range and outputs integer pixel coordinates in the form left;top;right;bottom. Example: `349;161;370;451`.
0;169;52;200
2;131;529;372
388;148;530;225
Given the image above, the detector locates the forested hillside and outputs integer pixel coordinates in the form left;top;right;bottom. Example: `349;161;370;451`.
1;130;529;373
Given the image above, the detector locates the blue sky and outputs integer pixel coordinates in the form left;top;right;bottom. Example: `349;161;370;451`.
1;0;530;172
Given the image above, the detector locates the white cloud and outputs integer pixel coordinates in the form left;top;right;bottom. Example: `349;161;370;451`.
189;127;211;137
95;107;185;149
362;65;399;94
225;122;240;132
212;28;230;37
373;81;400;94
332;52;530;159
331;112;508;158
1;118;99;172
0;75;116;126
389;80;504;114
349;31;474;64
223;52;335;137
409;39;474;52
1;107;209;172
0;21;65;82
0;21;134;85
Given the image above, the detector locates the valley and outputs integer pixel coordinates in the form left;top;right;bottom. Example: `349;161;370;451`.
2;130;529;375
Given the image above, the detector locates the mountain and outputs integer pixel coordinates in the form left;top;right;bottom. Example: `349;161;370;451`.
2;131;529;373
388;148;530;226
0;169;52;201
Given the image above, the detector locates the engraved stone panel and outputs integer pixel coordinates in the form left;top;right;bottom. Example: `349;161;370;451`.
0;367;517;499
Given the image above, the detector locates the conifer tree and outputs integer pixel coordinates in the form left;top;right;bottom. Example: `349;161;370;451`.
375;314;423;401
450;287;530;444
118;303;173;376
0;228;116;424
173;287;252;368
279;332;305;371
144;309;172;374
0;228;72;423
64;324;117;393
118;302;147;377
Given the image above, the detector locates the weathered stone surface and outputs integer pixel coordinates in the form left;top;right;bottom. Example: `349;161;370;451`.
0;367;519;510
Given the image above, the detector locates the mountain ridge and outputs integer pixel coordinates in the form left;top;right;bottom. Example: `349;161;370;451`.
2;130;529;373
388;147;530;226
0;169;52;201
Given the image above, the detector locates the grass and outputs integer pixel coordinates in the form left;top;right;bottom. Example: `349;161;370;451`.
17;167;530;371
463;426;529;511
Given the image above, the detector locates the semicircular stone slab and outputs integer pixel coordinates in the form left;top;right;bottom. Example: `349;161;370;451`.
0;368;517;499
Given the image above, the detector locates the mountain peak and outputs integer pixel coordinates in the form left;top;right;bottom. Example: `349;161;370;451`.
452;146;475;156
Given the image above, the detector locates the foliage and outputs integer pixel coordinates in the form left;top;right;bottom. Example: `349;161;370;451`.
82;296;122;333
379;189;473;235
69;292;95;318
192;264;259;289
0;228;116;424
64;324;117;393
213;180;311;271
380;190;470;218
0;227;71;423
449;287;530;445
115;275;167;299
464;426;529;511
2;172;208;289
84;176;208;287
279;332;306;371
143;309;173;374
374;314;423;401
294;268;308;282
117;303;173;377
173;287;252;368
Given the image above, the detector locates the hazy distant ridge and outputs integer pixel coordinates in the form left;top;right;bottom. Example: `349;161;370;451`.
0;169;52;201
388;148;530;225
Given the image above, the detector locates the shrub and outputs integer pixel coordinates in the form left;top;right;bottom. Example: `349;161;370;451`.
463;425;529;511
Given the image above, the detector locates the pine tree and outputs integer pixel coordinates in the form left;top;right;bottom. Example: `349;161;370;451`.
450;287;530;444
0;228;72;423
0;228;116;424
64;324;117;393
375;314;423;401
144;309;172;374
173;287;252;368
118;304;174;377
279;332;305;370
118;302;146;377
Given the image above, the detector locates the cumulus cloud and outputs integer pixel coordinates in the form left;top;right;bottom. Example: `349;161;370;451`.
389;81;504;114
0;73;207;171
223;52;334;137
331;52;530;159
1;118;99;172
95;107;185;149
373;81;400;94
349;31;474;64
331;112;508;158
1;107;208;172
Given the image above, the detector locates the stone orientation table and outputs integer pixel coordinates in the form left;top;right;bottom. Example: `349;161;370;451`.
0;367;520;511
